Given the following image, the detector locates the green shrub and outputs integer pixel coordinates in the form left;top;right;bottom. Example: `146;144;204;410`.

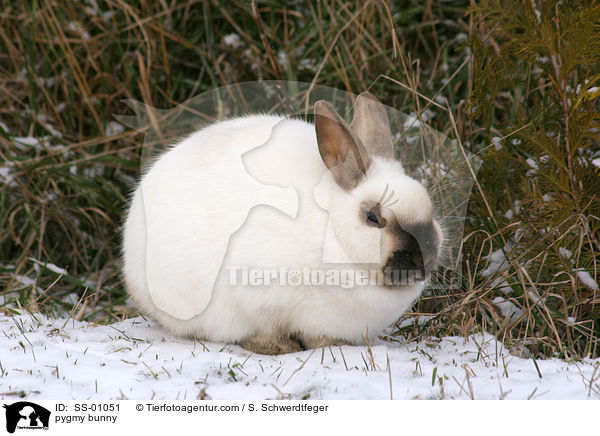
457;0;600;358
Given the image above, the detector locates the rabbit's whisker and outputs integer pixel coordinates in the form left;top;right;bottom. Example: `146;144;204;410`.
383;188;396;205
383;198;399;208
378;184;390;204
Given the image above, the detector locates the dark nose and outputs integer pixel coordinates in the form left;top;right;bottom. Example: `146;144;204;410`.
405;236;438;278
384;222;439;282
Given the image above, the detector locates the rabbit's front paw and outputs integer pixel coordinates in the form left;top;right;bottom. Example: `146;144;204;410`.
238;333;303;355
299;335;353;350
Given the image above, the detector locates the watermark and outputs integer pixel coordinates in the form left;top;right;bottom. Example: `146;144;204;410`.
118;81;481;319
3;402;51;434
228;266;424;288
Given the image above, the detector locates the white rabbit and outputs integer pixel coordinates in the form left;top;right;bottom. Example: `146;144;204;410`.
122;92;443;354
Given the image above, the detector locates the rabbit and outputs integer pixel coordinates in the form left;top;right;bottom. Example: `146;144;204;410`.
122;92;444;355
122;115;299;322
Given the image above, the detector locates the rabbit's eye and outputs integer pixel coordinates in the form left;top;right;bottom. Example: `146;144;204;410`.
366;210;379;224
365;205;386;228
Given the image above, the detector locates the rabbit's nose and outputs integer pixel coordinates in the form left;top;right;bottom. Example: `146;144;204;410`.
384;246;427;282
403;223;439;274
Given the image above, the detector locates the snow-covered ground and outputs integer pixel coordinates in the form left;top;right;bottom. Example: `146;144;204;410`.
1;312;598;400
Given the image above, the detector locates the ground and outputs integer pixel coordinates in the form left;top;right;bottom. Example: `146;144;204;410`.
0;313;598;400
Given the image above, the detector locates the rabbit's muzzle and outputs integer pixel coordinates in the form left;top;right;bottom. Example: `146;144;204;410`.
383;221;440;286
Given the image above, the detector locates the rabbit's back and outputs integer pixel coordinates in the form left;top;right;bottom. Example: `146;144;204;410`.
123;114;318;329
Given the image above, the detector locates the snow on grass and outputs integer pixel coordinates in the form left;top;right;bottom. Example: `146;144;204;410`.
66;21;91;41
223;33;243;48
491;136;502;151
492;296;524;322
105;121;125;136
14;136;46;149
0;164;17;187
29;259;68;276
576;270;599;292
1;312;599;400
526;157;538;170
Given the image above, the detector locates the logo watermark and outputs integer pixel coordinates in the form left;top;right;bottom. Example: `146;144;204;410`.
228;266;424;288
3;402;51;434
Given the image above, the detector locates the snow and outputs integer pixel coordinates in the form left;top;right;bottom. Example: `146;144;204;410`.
41;262;68;275
277;51;288;68
492;296;524;322
223;33;242;48
0;164;17;187
1;313;598;400
105;121;125;136
481;248;508;278
11;276;41;292
403;110;435;131
480;244;513;294
559;248;599;291
559;247;573;260
526;157;538;170
66;21;91;41
491;136;502;151
434;94;447;105
530;0;542;23
503;200;521;220
42;122;62;138
577;270;599;291
299;58;318;72
592;158;600;168
403;114;421;130
14;136;45;149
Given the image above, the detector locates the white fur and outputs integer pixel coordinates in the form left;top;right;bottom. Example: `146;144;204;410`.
123;114;440;344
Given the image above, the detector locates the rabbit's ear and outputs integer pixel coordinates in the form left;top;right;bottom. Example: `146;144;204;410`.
314;100;371;190
351;92;394;159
